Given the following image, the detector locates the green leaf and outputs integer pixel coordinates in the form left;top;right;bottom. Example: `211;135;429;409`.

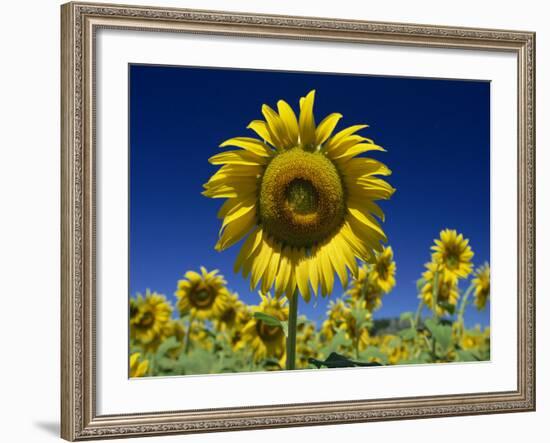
156;336;181;355
400;312;414;322
253;312;280;326
456;350;479;362
425;319;452;353
399;328;417;341
359;346;388;364
253;312;288;337
279;321;289;338
309;352;382;369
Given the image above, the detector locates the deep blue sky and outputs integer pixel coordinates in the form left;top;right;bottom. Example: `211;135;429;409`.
129;64;490;328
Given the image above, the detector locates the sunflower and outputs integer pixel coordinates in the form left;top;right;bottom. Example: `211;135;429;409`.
129;352;149;378
175;267;229;320
371;246;396;293
321;297;371;353
296;319;319;368
203;90;394;301
139;318;186;355
472;263;490;310
431;229;474;282
379;335;410;365
215;291;248;332
421;262;460;315
320;299;349;341
339;298;372;352
460;326;490;352
346;264;384;312
130;290;173;346
241;293;288;362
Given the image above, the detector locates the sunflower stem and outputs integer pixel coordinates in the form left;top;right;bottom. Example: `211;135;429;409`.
285;290;299;371
184;315;194;354
413;299;424;329
431;269;440;320
457;284;475;338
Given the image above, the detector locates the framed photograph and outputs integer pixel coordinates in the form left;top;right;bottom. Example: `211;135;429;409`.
61;1;536;440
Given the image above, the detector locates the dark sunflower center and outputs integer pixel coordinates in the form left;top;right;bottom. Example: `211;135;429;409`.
190;287;215;309
445;254;459;269
220;307;236;324
259;148;345;248
376;262;388;280
257;320;282;342
138;311;154;328
285;179;319;214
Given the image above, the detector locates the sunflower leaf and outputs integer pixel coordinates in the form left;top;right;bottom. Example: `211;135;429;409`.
425;319;452;352
253;312;288;337
309;352;382;369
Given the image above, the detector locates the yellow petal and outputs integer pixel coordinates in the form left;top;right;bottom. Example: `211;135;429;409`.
277;100;299;146
262;104;291;149
216;208;256;251
251;237;273;290
327;239;348;287
220;137;273;157
295;251;311;302
298;90;316;147
247;120;277;148
262;240;281;293
220;200;256;231
209;150;267;166
331;143;385;162
324;124;368;152
315;113;342;146
234;227;262;273
275;248;292;298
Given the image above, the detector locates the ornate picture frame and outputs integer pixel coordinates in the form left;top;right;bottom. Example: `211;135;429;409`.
61;2;535;440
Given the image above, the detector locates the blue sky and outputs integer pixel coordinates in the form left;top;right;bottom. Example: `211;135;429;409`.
129;64;490;328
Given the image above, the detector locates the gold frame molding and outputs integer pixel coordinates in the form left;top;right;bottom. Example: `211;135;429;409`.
61;2;536;440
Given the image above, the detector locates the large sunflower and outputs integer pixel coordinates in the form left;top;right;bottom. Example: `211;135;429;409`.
241;293;288;362
421;262;460;315
130;290;173;346
175;267;229;320
203;90;394;301
472;263;490;310
431;229;474;282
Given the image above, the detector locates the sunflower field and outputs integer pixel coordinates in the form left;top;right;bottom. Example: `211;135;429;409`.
129;90;490;377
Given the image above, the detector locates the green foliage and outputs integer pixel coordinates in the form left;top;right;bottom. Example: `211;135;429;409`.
253;312;288;337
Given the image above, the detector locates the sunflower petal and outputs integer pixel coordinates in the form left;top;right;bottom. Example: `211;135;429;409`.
262;104;291;149
332;143;386;162
251;237;273;290
220;137;273;157
277;100;299;146
315;113;342;146
247;120;276;147
234;227;262;273
209;150;267;166
324;124;368;152
216;208;256;251
298;90;316;147
295;250;311;302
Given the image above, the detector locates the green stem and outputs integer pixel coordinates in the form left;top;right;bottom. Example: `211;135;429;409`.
457;284;475;337
184;315;194;354
413;299;424;329
285;289;299;370
432;269;440;320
